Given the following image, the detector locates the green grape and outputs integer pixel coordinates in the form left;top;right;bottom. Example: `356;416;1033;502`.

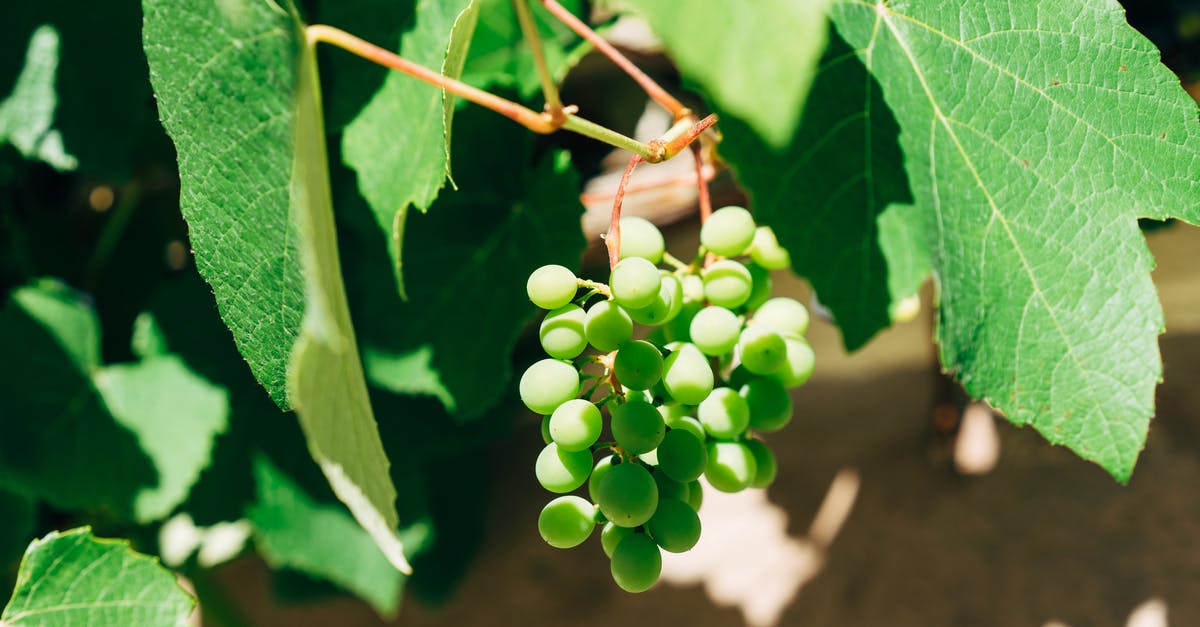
596;461;658;527
773;338;815;388
738;327;786;375
540;415;552;444
539;304;587;359
689;306;741;356
662;343;714;405
549;399;602;452
610;533;661;593
749;226;791;270
584;300;633;352
588;455;616;502
535;442;594;493
527;264;578;310
629;273;683;326
744;262;772;311
658;402;689;423
741;377;793;432
705;441;757;493
745;439;778;489
698;387;750;439
652;468;690;501
700;205;756;257
611;399;665;454
601;522;633;558
686;480;704;511
538;495;596;548
751;297;810;337
613;340;663;390
618;216;665;264
664;414;705;442
702;260;753;309
520;359;580;415
656;428;708;482
680;273;705;303
662;300;700;343
647;498;701;553
610;257;662;310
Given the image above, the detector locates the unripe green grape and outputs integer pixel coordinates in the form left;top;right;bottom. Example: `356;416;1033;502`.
613;340;663;390
646;498;701;553
549;399;602;452
535;442;593;493
584;300;633;352
700;206;756;257
738;327;786;375
527;264;578;310
652;468;690;501
540;415;552;444
601;522;633;557
774;338;816;388
744;262;772;311
610;533;661;593
680;273;705;303
596;462;658;528
705;441;758;493
539;305;587;359
745;439;778;489
629;273;683;326
698;387;750;439
658;402;689;423
538;495;596;548
662;300;701;343
749;226;791;270
740;376;793;432
588;455;616;502
686;480;704;511
662;343;714;405
520;359;580;415
611;400;665;454
664;415;705;442
610;257;662;310
689;306;741;356
617;216;665;264
656;428;708;483
751;297;810;337
702;260;753;309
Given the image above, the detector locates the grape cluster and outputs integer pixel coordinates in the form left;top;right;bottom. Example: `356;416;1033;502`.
522;206;814;593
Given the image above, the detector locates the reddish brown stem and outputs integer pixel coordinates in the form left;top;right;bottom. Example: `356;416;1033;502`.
692;143;712;224
607;154;644;269
661;113;719;161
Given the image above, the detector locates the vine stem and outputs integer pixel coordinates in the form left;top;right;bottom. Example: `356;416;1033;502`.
607;154;644;269
512;0;565;121
691;143;713;223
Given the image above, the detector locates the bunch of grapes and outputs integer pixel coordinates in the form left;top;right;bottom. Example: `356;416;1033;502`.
521;206;814;593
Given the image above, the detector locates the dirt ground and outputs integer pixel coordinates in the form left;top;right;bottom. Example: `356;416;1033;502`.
210;225;1200;627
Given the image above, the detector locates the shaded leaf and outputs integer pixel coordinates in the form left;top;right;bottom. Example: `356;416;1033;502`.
461;0;585;97
0;26;75;170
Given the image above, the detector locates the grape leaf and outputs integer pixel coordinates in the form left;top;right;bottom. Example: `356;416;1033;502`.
143;0;410;571
0;26;76;170
621;0;833;148
830;0;1200;480
461;0;585;97
1;528;194;627
717;32;925;350
342;0;480;299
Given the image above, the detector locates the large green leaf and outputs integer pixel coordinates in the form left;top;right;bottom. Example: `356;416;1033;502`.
622;0;832;147
143;0;409;571
461;0;585;97
1;528;194;627
830;0;1200;480
0;26;75;170
342;0;480;298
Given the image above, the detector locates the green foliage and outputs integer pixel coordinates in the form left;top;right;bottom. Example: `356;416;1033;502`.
1;528;194;626
0;26;74;170
462;0;585;95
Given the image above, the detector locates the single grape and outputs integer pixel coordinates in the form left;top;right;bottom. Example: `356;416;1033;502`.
744;439;778;489
686;480;704;511
617;216;665;264
750;297;810;337
646;498;701;553
738;327;786;375
700;206;756;257
538;495;596;548
740;377;793;432
527;264;578;310
613;340;663;390
658;402;689;423
588;455;616;502
652;467;690;501
610;533;661;593
601;522;633;558
664;414;706;442
698;387;750;439
596;461;658;528
539;305;587;359
680;273;705;303
689;306;741;356
749;226;791;270
773;338;816;388
584;300;633;352
611;399;665;454
702;260;753;309
705;441;758;493
519;359;580;415
662;343;714;405
549;399;602;452
535;442;594;493
744;262;772;311
610;257;662;310
629;273;683;326
656;428;708;483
